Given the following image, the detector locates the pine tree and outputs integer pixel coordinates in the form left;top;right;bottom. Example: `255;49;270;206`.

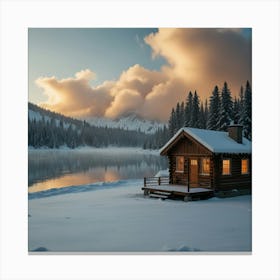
191;91;200;127
207;85;221;130
238;86;245;124
243;80;252;140
184;91;193;126
199;101;208;129
180;101;185;127
168;108;176;136
232;97;240;124
204;99;209;128
175;102;181;132
219;82;233;131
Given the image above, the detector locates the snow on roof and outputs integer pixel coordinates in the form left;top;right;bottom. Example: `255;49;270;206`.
160;127;252;154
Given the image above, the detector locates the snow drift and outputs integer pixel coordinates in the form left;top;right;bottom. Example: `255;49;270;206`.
29;179;252;253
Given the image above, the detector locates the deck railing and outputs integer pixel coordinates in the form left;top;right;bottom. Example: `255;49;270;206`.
143;176;169;188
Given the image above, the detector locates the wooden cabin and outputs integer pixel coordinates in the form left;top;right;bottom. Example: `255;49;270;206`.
159;125;252;194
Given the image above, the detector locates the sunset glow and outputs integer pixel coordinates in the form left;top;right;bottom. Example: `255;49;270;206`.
29;168;122;193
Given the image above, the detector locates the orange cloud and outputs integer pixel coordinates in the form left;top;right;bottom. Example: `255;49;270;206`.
105;64;168;119
36;71;114;118
36;28;251;122
145;28;251;99
75;69;96;80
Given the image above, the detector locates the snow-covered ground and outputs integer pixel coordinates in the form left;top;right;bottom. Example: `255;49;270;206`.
155;169;169;177
28;179;252;253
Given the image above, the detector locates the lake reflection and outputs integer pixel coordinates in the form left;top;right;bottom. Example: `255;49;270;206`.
28;148;168;193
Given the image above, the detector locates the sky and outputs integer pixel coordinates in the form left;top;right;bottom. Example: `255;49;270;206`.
29;28;252;122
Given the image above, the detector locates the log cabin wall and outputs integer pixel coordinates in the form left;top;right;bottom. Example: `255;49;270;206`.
169;155;212;187
167;135;212;187
215;154;252;191
165;133;251;191
169;155;188;185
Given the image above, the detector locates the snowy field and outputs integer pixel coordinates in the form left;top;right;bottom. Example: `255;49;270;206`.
28;179;252;253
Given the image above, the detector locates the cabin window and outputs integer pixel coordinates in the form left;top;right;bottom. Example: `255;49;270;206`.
176;156;184;172
222;159;231;175
190;159;197;165
241;159;249;174
200;158;210;175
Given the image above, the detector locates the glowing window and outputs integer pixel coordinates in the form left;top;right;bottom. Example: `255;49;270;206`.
200;158;210;175
241;159;249;174
222;159;231;175
176;156;184;172
190;159;197;165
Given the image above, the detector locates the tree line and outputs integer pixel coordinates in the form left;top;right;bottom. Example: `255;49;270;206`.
28;117;149;148
28;103;149;148
168;81;252;140
143;81;252;150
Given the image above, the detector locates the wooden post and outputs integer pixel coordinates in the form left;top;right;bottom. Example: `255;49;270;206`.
158;177;161;185
144;177;146;187
187;158;190;192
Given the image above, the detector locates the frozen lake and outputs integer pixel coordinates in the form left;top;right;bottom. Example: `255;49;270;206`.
28;147;168;193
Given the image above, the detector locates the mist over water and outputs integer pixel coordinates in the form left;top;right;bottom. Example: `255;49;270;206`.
28;148;168;193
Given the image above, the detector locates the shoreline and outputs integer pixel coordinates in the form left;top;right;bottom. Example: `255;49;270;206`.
28;145;160;154
28;178;142;200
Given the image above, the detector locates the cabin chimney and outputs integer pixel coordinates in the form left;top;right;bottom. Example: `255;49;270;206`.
228;124;243;144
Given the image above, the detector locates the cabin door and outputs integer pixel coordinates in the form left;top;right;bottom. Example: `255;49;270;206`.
189;158;199;187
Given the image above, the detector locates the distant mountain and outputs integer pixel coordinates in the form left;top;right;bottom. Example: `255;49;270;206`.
28;102;84;130
83;115;165;134
28;103;167;149
28;103;165;134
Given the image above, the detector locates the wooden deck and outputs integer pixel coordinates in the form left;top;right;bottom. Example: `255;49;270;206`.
142;176;214;201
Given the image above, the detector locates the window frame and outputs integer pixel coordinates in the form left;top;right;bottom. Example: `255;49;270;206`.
200;157;210;176
222;158;231;175
241;159;249;175
175;156;184;173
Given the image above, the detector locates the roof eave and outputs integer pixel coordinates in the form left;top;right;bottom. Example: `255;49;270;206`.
159;129;185;156
213;151;252;155
159;127;252;156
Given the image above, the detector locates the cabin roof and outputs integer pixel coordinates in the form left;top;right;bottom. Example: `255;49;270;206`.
160;127;252;155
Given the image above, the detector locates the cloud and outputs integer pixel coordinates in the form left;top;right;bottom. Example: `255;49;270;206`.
36;71;114;118
36;28;251;122
104;64;169;119
75;69;96;80
145;28;251;99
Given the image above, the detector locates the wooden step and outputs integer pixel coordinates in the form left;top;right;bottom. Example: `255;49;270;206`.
149;193;169;199
152;190;172;196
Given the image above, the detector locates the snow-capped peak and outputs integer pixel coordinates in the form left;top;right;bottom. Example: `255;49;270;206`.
82;115;165;134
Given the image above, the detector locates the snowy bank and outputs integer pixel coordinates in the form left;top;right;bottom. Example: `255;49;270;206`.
155;169;169;177
28;179;252;253
28;146;160;155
